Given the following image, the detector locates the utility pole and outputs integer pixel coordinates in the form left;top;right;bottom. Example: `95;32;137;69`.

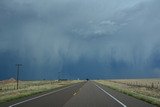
15;64;22;90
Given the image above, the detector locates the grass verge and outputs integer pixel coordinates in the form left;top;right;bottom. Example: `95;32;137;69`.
0;80;82;104
95;80;160;107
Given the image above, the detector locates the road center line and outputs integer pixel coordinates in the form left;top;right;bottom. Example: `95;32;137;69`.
94;83;127;107
9;83;79;107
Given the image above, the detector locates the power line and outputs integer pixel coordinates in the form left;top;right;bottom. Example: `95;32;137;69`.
15;64;22;90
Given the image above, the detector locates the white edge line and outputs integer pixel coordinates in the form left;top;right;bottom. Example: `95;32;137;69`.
94;83;127;107
9;84;77;107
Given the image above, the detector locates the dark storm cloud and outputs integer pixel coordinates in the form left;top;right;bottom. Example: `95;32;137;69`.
0;0;160;79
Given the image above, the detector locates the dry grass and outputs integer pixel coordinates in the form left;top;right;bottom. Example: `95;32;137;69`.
0;80;82;103
95;79;160;106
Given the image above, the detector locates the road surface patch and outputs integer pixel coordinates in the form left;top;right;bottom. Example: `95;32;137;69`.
9;84;79;107
94;83;127;107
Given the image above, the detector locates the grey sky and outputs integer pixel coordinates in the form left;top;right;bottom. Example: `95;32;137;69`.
0;0;160;79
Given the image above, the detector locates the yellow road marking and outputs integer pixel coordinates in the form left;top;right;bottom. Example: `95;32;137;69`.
73;92;77;95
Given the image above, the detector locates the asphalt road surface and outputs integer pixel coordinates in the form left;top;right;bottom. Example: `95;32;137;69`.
0;81;156;107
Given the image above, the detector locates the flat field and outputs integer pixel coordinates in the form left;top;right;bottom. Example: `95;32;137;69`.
0;79;82;103
96;79;160;106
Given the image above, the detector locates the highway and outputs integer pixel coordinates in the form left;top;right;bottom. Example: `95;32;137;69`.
1;81;156;107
